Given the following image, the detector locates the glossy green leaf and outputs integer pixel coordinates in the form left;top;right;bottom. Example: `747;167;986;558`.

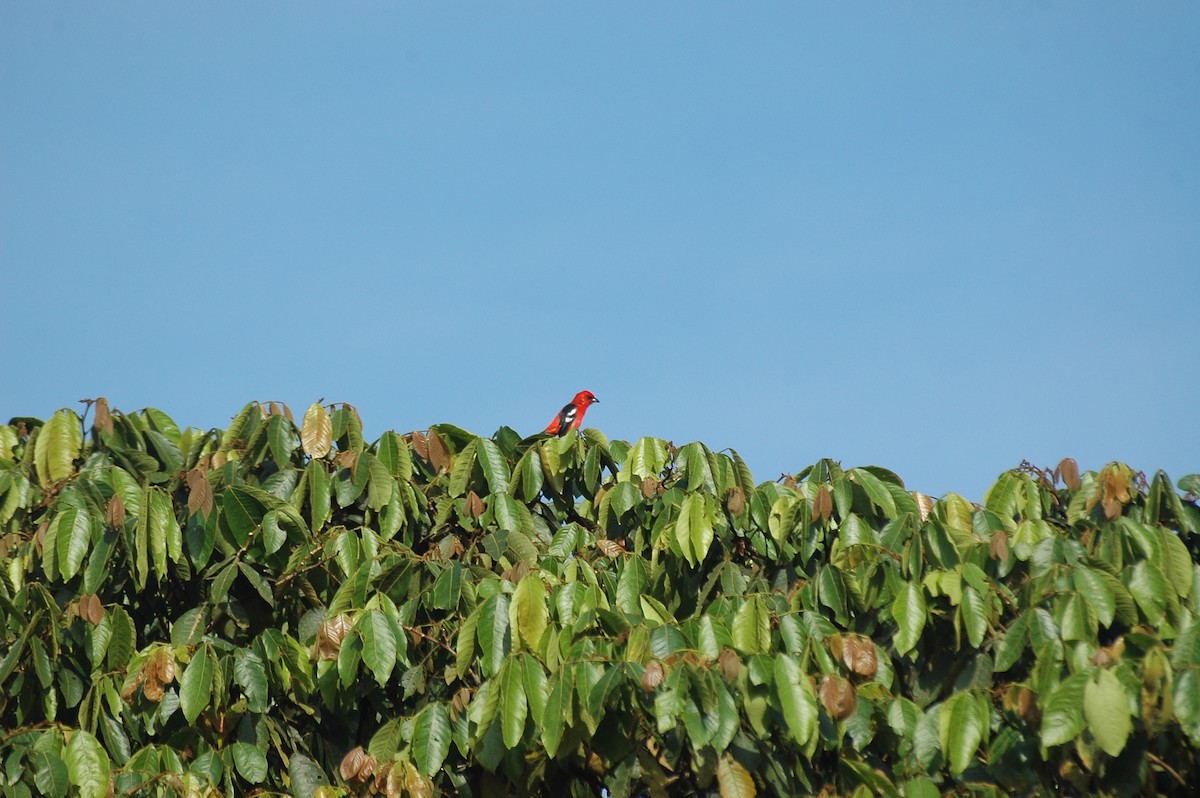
477;438;510;494
501;659;529;749
1040;671;1088;747
938;691;988;774
479;593;511;677
732;595;771;654
849;467;897;518
358;609;398;686
180;644;216;724
375;430;413;481
1084;668;1132;757
774;654;817;747
55;506;91;581
891;582;926;655
229;741;267;784
510;574;548;653
413;702;452;775
64;730;109;798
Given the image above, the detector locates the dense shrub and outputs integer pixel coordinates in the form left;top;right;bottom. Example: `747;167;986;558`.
1;399;1197;797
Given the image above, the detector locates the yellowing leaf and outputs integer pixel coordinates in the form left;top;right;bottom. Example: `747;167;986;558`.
716;753;756;798
35;409;82;487
301;402;332;458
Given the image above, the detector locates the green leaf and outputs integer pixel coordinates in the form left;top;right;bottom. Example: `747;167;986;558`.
448;439;478;498
369;717;406;761
234;650;269;713
358;610;398;686
288;753;329;798
849;467;897;518
541;676;568;757
501;659;529;749
365;453;394;511
511;447;544;503
1174;668;1200;743
1127;561;1168;625
455;606;480;679
307;460;331;530
960;585;988;648
477;438;510;494
180;644;216;724
479;593;510;677
1040;671;1088;747
522;654;549;727
891;582;926;655
35;409;82;487
1084;669;1132;757
223;485;266;547
676;493;714;566
32;751;69;798
938;691;988;775
64;729;109;798
412;702;452;775
773;654;817;747
510;574;548;653
376;430;413;481
56;506;91;582
1074;566;1116;628
732;595;771;654
229;741;267;784
994;611;1030;672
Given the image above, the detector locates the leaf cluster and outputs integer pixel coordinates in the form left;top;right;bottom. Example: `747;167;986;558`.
1;401;1198;797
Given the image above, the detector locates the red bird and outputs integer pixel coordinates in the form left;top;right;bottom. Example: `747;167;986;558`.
544;390;599;436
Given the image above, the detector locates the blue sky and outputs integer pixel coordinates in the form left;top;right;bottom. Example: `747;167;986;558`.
2;2;1197;500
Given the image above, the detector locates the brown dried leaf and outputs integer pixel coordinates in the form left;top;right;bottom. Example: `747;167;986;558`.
725;486;746;516
150;648;176;686
1017;686;1040;724
410;430;430;462
828;634;845;663
1058;457;1081;491
1099;463;1132;520
596;538;626;558
106;494;127;529
813;486;833;522
428;431;450;473
340;746;376;786
465;491;484;520
501;560;531;585
842;636;877;678
819;675;857;720
990;529;1010;562
316;614;352;660
268;402;282;417
121;670;145;702
78;594;105;625
641;476;659;499
642;660;665;692
718;648;741;682
912;491;934;522
186;469;213;518
451;686;474;718
93;397;114;436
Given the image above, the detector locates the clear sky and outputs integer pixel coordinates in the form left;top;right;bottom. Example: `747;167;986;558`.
2;2;1197;501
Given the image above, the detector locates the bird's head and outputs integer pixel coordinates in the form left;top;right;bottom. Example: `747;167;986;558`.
574;390;598;406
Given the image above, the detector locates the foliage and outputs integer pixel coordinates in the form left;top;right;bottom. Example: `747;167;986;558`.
1;399;1198;798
